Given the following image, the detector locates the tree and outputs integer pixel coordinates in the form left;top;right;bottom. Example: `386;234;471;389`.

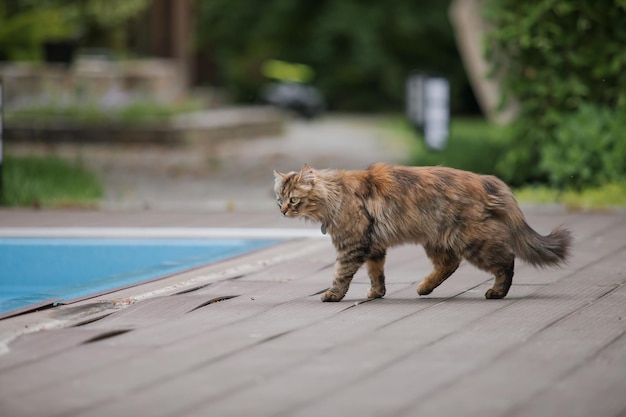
196;0;475;112
0;0;151;60
484;0;626;188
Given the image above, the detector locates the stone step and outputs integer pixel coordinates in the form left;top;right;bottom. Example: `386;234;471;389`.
5;106;284;145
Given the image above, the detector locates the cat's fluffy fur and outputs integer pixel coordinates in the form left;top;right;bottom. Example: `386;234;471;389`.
274;163;572;302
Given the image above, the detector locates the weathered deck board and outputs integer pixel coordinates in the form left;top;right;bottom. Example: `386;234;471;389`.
509;331;626;417
0;211;625;417
398;250;626;417
72;258;505;417
176;215;626;417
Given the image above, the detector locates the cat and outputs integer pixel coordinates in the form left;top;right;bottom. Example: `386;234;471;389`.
274;163;572;302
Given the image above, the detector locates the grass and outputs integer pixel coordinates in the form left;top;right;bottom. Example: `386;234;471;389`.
2;155;103;208
380;116;511;176
379;115;626;211
514;183;626;211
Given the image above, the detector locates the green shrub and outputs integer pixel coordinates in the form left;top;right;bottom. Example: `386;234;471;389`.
0;0;152;59
540;104;626;190
484;0;626;188
0;3;72;60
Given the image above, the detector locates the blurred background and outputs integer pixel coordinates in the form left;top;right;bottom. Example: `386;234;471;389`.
0;0;625;211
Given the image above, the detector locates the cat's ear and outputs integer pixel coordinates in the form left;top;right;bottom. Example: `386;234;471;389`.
273;169;286;181
297;164;316;187
274;170;288;193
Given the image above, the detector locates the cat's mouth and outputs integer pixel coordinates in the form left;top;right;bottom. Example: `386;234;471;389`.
280;208;298;217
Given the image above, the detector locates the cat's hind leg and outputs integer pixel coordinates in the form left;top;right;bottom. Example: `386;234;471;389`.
417;246;461;296
484;257;514;299
366;250;387;299
463;240;515;299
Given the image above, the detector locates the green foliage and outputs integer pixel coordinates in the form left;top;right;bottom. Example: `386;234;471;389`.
383;115;626;210
540;104;626;190
196;0;472;111
484;0;626;188
3;156;103;207
68;0;150;29
0;1;73;60
0;0;151;60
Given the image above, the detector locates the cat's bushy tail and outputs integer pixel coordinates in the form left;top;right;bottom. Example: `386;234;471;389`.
510;220;572;268
489;189;573;268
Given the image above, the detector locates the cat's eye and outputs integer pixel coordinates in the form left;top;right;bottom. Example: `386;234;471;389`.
289;197;300;204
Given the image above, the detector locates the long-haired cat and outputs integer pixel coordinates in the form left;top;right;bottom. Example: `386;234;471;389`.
274;163;572;302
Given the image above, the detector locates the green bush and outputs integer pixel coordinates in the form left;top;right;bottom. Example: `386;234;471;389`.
0;2;72;60
484;0;626;188
0;0;151;60
540;104;626;190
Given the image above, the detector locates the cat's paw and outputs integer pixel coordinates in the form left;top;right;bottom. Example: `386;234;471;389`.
485;288;506;299
417;282;433;296
367;287;385;299
320;289;345;302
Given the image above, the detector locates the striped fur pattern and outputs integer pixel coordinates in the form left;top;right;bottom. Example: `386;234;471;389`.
274;163;573;302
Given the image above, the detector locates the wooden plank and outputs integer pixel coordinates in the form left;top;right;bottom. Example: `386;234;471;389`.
398;269;626;417
80;253;534;417
0;281;308;406
0;344;145;400
183;287;542;417
85;293;240;328
71;267;498;417
0;291;352;416
177;220;626;417
0;213;623;417
0;263;347;414
230;257;334;282
108;279;328;347
268;249;626;417
0;327;124;372
1;247;429;417
509;332;626;417
101;245;423;349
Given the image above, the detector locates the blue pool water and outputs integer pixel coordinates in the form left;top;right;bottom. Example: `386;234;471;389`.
0;237;278;317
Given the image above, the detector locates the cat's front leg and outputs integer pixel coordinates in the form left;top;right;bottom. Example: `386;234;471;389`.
321;249;366;302
366;249;387;299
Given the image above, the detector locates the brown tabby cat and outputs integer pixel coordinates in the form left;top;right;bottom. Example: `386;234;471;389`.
274;163;572;302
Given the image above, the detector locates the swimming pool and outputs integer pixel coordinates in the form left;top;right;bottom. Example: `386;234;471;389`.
0;237;278;318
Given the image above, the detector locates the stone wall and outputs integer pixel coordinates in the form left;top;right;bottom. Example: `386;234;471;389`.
0;58;183;108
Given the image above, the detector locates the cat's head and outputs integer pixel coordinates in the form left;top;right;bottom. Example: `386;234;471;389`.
273;165;318;219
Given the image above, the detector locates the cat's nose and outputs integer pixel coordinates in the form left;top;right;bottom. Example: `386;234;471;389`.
280;206;288;216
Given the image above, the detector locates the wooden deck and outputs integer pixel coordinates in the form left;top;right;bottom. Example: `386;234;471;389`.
0;209;625;417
